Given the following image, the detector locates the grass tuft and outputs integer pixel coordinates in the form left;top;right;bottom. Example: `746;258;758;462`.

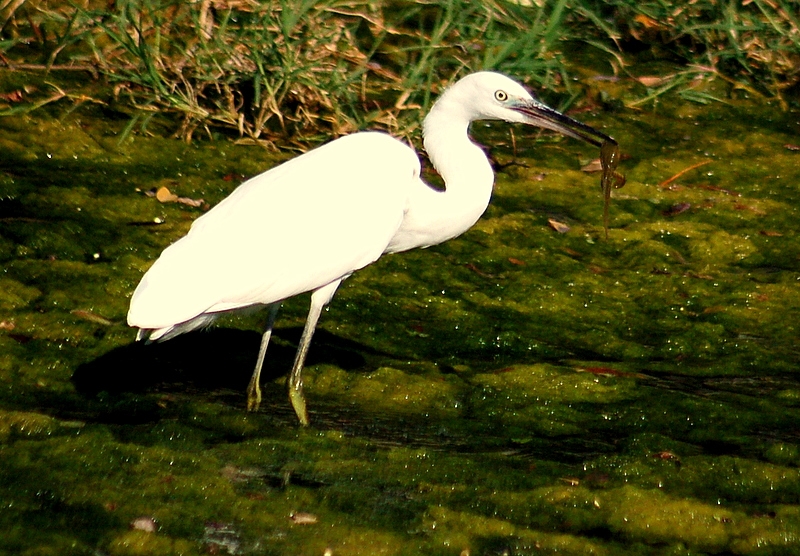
1;0;798;143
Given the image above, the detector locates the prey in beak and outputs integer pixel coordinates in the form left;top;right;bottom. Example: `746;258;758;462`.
512;98;626;238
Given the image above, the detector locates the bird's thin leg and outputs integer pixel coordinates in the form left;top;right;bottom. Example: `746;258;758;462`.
289;280;341;426
246;303;280;412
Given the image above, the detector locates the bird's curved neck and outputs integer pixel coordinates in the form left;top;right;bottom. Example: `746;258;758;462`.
421;102;495;222
385;96;496;254
423;98;493;183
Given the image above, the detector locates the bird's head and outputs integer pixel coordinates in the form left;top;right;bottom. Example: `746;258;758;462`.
435;71;614;148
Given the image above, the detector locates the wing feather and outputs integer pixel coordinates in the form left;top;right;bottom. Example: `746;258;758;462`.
128;132;420;330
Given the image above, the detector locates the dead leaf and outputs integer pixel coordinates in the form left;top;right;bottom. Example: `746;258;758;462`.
547;219;570;233
0;90;24;103
662;202;691;216
636;76;671;88
70;309;113;326
733;203;766;215
150;185;204;207
634;13;661;29
651;451;681;463
581;159;603;173
175;195;206;208
289;512;318;525
156;186;178;203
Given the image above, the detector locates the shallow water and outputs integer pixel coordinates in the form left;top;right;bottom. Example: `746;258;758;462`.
1;90;800;555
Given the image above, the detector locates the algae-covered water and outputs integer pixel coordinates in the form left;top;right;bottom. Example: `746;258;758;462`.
1;78;800;555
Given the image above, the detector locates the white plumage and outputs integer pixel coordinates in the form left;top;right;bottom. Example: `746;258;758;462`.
128;71;615;425
129;133;414;339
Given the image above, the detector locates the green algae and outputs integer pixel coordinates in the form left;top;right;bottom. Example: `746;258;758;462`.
0;409;61;442
1;94;800;555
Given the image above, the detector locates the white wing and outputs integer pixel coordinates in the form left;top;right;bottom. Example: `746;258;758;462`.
128;132;420;330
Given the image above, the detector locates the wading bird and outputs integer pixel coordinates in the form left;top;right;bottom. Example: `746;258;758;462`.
127;71;617;426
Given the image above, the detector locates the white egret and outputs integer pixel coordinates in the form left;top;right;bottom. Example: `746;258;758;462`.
127;71;618;426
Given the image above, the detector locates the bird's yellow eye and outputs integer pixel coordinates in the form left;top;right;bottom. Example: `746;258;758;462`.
494;90;508;102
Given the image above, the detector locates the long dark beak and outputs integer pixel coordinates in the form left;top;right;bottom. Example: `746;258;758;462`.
512;99;616;147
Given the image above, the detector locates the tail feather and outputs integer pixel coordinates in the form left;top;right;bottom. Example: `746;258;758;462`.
133;313;220;343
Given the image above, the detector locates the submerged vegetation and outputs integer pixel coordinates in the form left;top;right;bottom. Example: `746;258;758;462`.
1;0;799;143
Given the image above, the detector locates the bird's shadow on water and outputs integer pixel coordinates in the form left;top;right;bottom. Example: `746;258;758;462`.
71;329;620;462
71;327;367;406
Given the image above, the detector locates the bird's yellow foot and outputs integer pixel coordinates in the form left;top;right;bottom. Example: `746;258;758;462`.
290;387;309;426
246;379;261;412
